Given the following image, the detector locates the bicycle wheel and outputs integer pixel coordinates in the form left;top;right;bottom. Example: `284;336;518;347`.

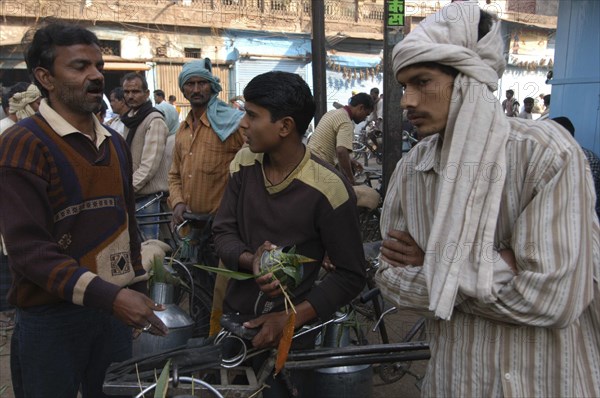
351;292;400;347
351;268;427;385
188;280;213;337
378;318;426;384
358;208;382;242
352;141;366;160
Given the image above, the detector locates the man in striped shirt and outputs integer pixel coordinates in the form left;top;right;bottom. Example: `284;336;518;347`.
375;3;600;397
307;93;373;185
168;59;244;222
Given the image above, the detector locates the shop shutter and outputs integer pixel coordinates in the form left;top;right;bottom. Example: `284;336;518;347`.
233;59;311;97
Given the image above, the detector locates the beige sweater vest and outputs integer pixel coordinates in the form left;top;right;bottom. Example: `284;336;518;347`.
126;111;170;196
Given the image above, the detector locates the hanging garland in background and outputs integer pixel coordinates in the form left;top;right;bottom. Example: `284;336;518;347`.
509;56;554;70
326;57;383;82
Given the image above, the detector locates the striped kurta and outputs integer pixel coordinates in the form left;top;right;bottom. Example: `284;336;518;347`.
375;118;600;397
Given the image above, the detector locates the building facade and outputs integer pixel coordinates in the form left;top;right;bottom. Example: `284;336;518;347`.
1;0;559;120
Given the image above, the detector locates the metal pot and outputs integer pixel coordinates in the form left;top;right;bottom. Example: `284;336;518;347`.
314;363;373;398
132;283;194;357
314;311;373;398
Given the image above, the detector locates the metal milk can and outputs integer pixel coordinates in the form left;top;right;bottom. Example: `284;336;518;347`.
132;282;194;357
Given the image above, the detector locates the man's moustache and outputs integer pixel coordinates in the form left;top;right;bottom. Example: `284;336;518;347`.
406;111;427;119
86;83;104;92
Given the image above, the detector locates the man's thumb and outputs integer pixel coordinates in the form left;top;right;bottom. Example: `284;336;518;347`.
243;317;263;329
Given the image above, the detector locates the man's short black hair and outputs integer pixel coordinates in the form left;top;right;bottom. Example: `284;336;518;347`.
523;97;534;104
243;71;315;136
121;72;148;91
110;87;124;101
2;82;31;113
370;87;380;96
1;87;8;114
349;93;374;111
23;22;100;98
154;89;165;98
543;94;551;106
506;89;515;96
477;9;495;41
96;100;108;116
168;95;176;102
552;116;575;137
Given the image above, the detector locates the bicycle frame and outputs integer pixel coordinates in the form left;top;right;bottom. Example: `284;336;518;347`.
104;309;429;397
353;123;383;166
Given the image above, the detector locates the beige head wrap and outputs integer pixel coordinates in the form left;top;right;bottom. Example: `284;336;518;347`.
9;84;41;121
392;1;510;319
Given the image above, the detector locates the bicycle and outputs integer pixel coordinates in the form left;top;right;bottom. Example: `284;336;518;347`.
353;122;383;166
351;241;428;388
352;167;429;388
134;191;175;244
167;212;218;338
104;302;430;397
354;169;383;243
136;207;217;339
124;200;429;395
402;129;419;154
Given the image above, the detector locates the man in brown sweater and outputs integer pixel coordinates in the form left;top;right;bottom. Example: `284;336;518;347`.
213;71;366;397
0;23;167;398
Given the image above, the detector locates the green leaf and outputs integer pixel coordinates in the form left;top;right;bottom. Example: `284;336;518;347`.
281;252;298;268
150;255;185;286
194;264;256;280
152;255;168;284
154;359;171;398
294;254;315;263
280;265;301;288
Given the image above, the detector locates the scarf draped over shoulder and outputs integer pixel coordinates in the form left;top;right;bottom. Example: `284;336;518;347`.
178;58;243;141
391;1;510;320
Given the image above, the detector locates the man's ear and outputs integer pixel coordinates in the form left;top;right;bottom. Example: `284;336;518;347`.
33;67;54;92
279;116;296;138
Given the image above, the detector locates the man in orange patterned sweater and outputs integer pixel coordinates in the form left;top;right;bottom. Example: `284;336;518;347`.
0;23;167;397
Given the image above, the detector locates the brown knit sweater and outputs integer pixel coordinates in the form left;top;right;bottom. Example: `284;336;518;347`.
0;115;145;312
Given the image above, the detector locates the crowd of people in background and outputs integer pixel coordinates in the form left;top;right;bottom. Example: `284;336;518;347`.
502;89;551;120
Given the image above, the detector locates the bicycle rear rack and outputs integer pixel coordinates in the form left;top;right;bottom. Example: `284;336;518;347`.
104;366;262;397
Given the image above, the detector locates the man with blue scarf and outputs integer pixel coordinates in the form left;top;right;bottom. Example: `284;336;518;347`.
168;59;244;335
168;58;244;223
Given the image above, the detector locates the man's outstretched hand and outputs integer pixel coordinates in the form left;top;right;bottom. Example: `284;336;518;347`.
112;289;169;337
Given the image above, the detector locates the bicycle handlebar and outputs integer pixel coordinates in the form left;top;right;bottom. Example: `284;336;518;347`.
402;130;419;144
182;212;212;222
360;287;381;304
174;212;213;241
